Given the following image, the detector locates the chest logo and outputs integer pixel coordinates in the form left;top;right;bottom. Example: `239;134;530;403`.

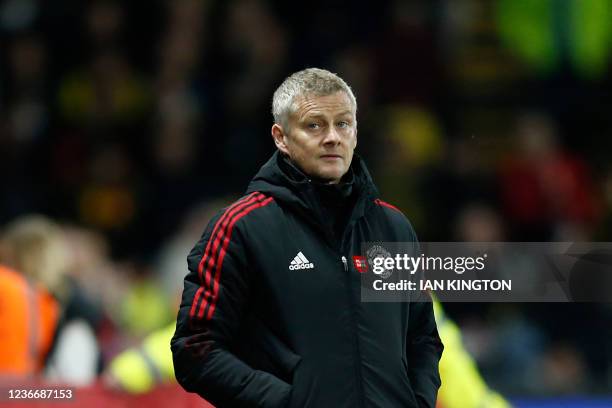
353;256;369;273
289;251;314;270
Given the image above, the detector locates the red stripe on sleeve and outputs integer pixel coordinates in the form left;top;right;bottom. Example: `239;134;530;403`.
197;194;265;319
374;198;403;214
201;194;262;289
189;192;261;319
200;196;274;320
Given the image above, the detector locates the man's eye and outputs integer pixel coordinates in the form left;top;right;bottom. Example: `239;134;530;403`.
337;121;349;128
308;123;320;129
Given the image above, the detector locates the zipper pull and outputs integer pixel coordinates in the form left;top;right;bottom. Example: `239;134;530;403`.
341;256;348;272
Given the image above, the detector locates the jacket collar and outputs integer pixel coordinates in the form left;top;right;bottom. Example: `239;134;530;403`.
246;150;379;233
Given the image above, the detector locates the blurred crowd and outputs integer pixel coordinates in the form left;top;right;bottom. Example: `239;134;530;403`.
1;0;612;399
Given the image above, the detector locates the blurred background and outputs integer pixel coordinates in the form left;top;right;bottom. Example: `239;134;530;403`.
1;0;611;406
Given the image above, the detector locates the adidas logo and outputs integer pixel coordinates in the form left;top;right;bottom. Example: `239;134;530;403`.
289;251;314;270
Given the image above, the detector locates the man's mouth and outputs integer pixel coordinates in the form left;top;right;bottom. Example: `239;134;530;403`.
321;154;342;160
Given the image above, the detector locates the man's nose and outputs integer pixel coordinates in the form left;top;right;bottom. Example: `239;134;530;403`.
322;127;341;145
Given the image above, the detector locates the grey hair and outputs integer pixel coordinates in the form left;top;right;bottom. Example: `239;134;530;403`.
272;68;357;129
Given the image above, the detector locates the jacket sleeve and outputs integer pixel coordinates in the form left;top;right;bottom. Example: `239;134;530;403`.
404;217;444;408
406;298;444;408
171;212;291;407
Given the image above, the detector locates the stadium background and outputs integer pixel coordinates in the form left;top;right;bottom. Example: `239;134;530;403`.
1;0;611;406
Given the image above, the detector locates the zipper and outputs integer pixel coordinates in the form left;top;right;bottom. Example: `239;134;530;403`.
341;254;365;407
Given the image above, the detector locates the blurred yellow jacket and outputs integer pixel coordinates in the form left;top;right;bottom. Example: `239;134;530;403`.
108;323;176;393
434;301;511;408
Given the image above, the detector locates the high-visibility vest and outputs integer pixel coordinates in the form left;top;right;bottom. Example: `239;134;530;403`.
109;323;176;393
0;265;59;376
434;300;511;408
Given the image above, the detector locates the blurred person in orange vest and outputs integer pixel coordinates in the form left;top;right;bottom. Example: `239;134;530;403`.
0;215;100;384
0;264;59;377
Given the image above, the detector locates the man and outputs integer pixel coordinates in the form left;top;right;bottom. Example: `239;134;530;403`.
172;68;443;407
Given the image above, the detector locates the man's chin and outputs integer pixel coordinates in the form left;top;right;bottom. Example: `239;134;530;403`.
313;171;344;184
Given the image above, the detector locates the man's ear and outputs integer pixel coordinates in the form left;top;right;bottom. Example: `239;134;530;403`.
271;124;290;156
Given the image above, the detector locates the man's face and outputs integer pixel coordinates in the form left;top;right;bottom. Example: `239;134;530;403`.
272;91;357;184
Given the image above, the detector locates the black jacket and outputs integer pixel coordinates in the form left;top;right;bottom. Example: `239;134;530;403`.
171;151;443;407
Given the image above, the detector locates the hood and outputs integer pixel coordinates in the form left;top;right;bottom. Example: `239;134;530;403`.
246;150;379;229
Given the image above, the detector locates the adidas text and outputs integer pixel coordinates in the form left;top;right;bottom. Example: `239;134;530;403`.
289;252;315;270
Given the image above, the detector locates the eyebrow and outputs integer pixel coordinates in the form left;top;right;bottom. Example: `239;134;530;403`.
336;111;354;117
301;111;354;120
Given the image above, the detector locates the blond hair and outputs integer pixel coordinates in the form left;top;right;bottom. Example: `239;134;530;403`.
1;215;69;295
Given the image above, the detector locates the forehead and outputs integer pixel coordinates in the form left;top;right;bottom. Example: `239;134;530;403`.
291;92;355;120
